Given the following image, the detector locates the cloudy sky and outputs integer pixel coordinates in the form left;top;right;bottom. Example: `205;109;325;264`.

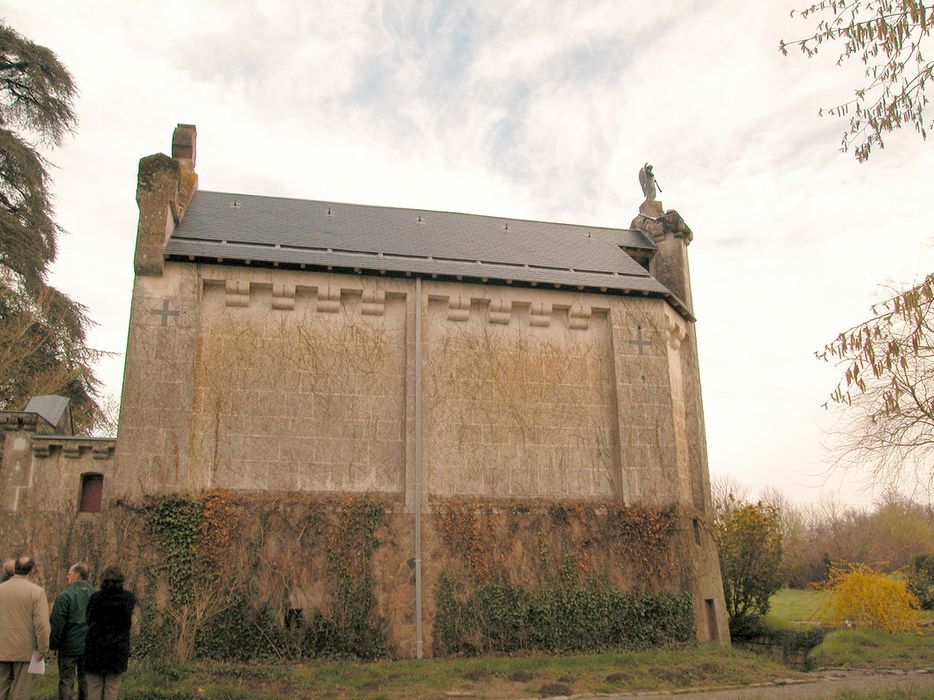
6;1;933;507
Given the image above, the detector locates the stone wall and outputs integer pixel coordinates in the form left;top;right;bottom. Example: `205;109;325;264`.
112;265;709;509
191;279;407;494
0;262;730;652
0;425;114;516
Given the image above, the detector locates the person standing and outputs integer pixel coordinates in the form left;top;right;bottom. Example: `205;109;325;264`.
83;567;135;700
0;556;51;700
1;559;14;583
50;563;95;700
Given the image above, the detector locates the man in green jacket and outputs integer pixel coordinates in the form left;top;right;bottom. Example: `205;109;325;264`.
50;563;95;700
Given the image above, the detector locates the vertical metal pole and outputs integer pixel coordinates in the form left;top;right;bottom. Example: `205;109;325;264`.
414;277;424;658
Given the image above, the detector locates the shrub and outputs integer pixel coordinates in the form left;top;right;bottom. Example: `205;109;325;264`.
714;502;783;629
905;554;934;610
821;564;920;633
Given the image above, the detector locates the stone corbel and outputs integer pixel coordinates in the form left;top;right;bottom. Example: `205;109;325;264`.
666;316;687;350
317;284;341;313
31;442;51;458
488;299;512;325
63;442;82;459
529;302;552;327
447;296;470;322
224;280;250;307
568;303;592;330
272;283;296;310
362;289;386;316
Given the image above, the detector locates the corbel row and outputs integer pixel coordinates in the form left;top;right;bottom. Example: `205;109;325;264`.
443;296;594;330
31;438;115;460
220;280;387;316
0;413;39;432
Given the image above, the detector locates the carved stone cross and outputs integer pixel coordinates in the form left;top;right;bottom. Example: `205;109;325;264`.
628;327;651;355
150;299;179;326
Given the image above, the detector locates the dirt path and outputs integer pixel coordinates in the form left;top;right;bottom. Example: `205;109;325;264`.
566;670;934;699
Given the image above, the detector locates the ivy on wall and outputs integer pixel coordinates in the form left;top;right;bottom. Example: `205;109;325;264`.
433;497;682;584
435;575;694;655
4;490;700;660
431;498;694;655
108;493;390;662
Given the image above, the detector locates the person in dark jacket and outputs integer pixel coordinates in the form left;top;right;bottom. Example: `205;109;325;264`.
83;567;135;700
50;562;96;700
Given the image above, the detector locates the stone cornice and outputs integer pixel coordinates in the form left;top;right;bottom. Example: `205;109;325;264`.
0;412;52;433
31;436;116;460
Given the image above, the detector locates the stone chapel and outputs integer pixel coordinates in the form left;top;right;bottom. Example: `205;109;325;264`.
0;125;729;656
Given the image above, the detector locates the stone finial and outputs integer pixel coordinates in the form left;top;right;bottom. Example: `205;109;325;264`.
172;124;197;166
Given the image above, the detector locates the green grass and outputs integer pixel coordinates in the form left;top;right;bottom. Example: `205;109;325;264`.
767;588;832;627
809;628;934;670
843;692;934;699
767;588;934;628
27;645;799;699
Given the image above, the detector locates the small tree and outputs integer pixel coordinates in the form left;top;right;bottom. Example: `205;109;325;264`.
714;501;784;633
781;1;934;161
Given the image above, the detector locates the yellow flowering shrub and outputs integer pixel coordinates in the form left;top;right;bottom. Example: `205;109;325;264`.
821;563;920;633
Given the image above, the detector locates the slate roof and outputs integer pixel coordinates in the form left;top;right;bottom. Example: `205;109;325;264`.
165;191;683;310
23;395;71;434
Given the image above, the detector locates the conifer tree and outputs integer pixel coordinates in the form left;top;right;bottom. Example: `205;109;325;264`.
0;22;100;430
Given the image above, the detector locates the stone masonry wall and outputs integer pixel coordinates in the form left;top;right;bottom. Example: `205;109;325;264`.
2;261;729;650
191;277;408;494
112;266;704;508
423;291;620;498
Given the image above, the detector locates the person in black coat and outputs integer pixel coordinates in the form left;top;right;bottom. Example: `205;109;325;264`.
83;567;136;700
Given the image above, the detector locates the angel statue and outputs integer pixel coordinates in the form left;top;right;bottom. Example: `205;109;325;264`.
638;163;662;201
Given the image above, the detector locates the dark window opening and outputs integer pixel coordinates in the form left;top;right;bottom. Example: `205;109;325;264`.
705;599;718;641
693;517;702;546
79;473;103;513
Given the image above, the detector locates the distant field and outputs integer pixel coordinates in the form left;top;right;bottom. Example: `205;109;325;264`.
768;588;934;628
767;588;831;626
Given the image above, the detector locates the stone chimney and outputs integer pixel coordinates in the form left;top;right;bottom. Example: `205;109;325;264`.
631;198;695;314
134;124;198;276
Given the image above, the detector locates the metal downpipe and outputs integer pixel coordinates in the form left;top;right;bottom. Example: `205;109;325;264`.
414;276;423;658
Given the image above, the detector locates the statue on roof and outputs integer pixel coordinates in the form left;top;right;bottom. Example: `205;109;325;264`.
638;163;662;202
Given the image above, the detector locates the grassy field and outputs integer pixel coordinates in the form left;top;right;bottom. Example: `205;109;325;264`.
762;588;934;672
767;587;832;626
832;692;934;699
25;590;933;699
28;644;799;700
767;588;934;627
810;628;934;670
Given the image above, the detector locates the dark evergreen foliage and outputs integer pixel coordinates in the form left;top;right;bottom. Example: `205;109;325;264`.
0;22;100;430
